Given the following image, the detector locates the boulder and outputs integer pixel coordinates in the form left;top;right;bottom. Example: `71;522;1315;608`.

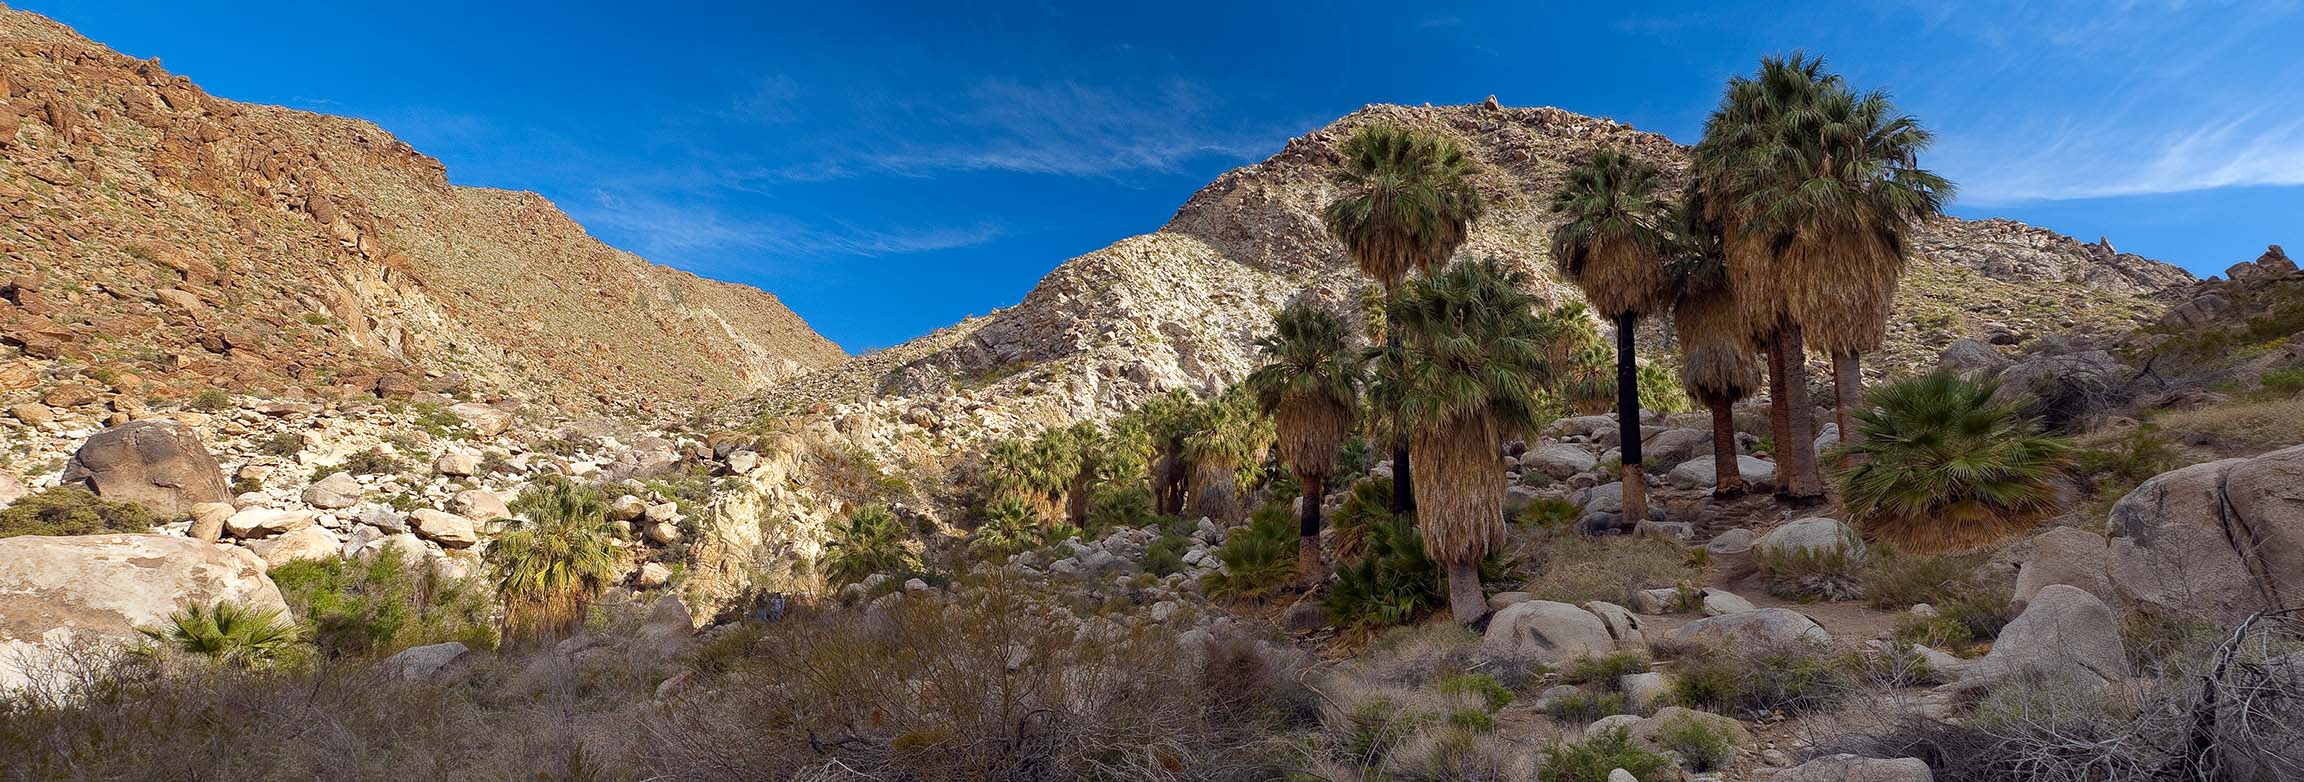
380;641;471;680
409;509;479;548
1665;455;1775;490
1771;755;1932;782
449;489;509;521
185;501;234;542
1756;517;1866;563
2106;455;2296;623
1582;601;1646;648
1483;600;1618;661
1630;587;1684;615
58;420;229;516
300;471;364;509
2013;526;2113;605
0;534;286;692
1968;584;2130;686
1670;608;1831;648
608;495;648;521
636;562;672;589
2221;446;2304;617
1938;338;2013;378
433;452;479;477
447;403;513;437
354;533;430;564
1523;443;1598;478
1640;428;1712;470
224;507;315;539
1813;422;1841;454
247;524;341;567
1699;588;1756;616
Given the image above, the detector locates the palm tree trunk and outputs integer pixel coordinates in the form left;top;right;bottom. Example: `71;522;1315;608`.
1387;329;1415;515
1708;397;1746;497
1297;472;1325;590
1773;325;1825;501
1446;560;1484;623
1764;332;1791;461
1613;312;1647;531
1832;350;1864;449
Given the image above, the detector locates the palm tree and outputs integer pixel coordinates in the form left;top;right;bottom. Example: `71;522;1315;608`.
1692;53;1836;501
1549;150;1672;528
1246;300;1362;588
1834;372;2070;552
1181;386;1274;521
139;601;300;668
488;475;623;644
1667;188;1764;496
1370;258;1552;622
1323;123;1485;513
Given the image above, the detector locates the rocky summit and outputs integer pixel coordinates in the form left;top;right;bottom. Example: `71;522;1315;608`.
0;8;842;412
761;102;2192;455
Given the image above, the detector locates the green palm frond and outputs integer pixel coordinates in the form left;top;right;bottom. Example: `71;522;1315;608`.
1322;124;1486;288
1833;372;2072;552
823;504;918;584
486;474;623;642
139;600;300;668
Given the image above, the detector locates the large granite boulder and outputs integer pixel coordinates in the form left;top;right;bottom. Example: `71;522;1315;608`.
1483;600;1618;661
1639;428;1712;470
58;420;229;516
2106;447;2304;623
1772;755;1933;782
2013;526;2113;605
1966;584;2131;687
1666;455;1775;490
1756;517;1866;563
1669;607;1831;648
0;534;286;691
1522;443;1598;478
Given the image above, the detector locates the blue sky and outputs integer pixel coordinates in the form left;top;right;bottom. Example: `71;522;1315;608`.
26;1;2301;353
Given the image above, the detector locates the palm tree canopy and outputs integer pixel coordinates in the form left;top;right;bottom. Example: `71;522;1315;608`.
1693;52;1954;352
1248;301;1362;482
1548;149;1672;319
1368;258;1556;439
487;476;622;611
1322;123;1487;289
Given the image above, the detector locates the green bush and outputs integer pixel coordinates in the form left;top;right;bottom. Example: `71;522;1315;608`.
1560;653;1649;689
2261;365;2304;397
1328;477;1396;562
1432;672;1513;712
255;431;304;457
317;447;404;482
1755;544;1866;602
1084;481;1155;532
1891;613;1976;651
1203;504;1296;598
1860;550;1988;609
1142;531;1189;577
1515;497;1581;529
2073;424;2181;509
186;388;231;412
1832;371;2071;553
969;496;1043;561
1649;712;1735;772
1520;534;1698;605
0;487;157;538
270;546;497;658
1668;642;1852;718
822;504;917;586
137;601;302;669
1323;512;1443;630
1539;727;1669;782
1541;689;1628;723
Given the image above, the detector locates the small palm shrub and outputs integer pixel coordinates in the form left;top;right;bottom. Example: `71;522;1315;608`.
1833;371;2072;552
1084;481;1154;532
823;504;917;585
1204;504;1296;598
486;475;623;644
1328;477;1397;561
0;486;155;538
1636;359;1692;414
138;601;301;668
1539;727;1669;782
1324;513;1443;630
1142;530;1190;577
270;546;497;658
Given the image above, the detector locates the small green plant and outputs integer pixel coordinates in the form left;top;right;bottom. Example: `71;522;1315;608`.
2073;423;2181;508
1649;712;1735;772
1203;504;1297;598
822;504;917;586
1892;613;1976;651
1141;531;1189;577
1084;481;1154;532
1860;550;1988;609
1539;727;1669;782
186;388;231;412
1755;543;1866;602
2260;365;2304;397
270;546;497;658
1;487;157;538
1323;512;1444;630
487;475;622;644
969;496;1042;562
255;431;304;457
323;447;404;480
1516;497;1581;529
138;601;301;669
1560;653;1650;689
1541;689;1628;723
1668;642;1853;718
1432;672;1514;712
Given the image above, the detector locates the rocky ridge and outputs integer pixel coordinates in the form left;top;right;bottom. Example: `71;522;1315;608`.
0;7;843;413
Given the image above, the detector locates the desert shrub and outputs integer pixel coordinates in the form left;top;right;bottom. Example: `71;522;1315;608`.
1515;497;1580;529
405;402;472;440
1560;653;1649;689
1755;543;1867;601
1381;728;1532;782
254;430;304;457
1085;480;1155;531
1648;711;1735;772
822;504;917;586
1204;504;1297;598
1354;624;1546;693
186;388;231;412
1892;613;1976;651
321;447;405;481
1541;689;1628;723
1935;590;2018;643
1833;371;2071;553
1860;549;1989;609
2156;395;2304;454
0;486;155;538
1433;672;1514;712
269;546;497;659
1325;513;1444;630
1518;534;1698;605
2263;365;2304;396
1141;530;1190;577
643;583;1294;780
1538;727;1669;782
1669;642;1853;718
2073;423;2181;505
136;601;301;669
2121;610;2226;671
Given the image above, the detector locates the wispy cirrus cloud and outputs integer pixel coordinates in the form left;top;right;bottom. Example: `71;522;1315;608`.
574;188;1002;259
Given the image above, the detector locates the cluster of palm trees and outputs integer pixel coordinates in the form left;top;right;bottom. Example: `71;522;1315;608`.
1254;53;1948;623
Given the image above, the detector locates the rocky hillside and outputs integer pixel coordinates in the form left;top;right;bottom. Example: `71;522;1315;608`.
759;101;2193;453
0;7;843;413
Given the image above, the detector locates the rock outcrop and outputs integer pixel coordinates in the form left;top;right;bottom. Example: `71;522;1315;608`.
59;420;228;515
0;534;286;691
2106;446;2304;623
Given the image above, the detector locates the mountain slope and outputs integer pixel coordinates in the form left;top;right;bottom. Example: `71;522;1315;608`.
762;101;2193;450
0;8;842;410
